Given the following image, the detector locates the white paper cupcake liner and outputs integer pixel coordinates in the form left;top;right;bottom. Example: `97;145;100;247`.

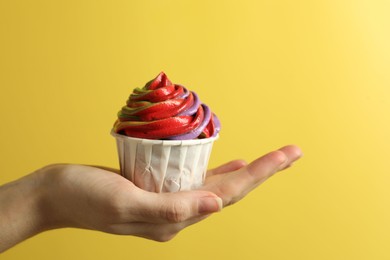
112;131;218;193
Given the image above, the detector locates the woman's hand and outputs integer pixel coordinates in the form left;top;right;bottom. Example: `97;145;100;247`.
0;145;302;252
36;164;223;241
203;145;302;206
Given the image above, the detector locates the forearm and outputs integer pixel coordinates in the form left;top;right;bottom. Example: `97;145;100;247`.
0;172;46;252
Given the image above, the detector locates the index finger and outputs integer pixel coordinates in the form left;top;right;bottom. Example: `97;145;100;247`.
203;145;302;206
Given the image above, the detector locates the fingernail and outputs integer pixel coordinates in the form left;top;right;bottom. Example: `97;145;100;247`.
198;197;223;214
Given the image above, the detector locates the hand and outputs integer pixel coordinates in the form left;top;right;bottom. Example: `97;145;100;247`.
36;164;222;241
0;145;302;252
203;145;302;206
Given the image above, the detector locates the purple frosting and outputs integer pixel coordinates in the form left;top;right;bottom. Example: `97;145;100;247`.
178;91;201;117
167;104;211;140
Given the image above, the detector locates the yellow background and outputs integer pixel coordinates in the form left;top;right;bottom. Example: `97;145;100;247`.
1;0;389;259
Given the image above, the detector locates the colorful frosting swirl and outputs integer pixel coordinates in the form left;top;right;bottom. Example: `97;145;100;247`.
113;72;221;140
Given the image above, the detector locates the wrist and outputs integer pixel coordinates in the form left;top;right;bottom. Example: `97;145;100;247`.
33;164;73;230
36;164;88;230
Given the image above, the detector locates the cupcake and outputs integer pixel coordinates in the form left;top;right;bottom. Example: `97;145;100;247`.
112;72;220;192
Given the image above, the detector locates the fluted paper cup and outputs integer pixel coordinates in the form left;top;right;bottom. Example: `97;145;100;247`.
111;131;218;193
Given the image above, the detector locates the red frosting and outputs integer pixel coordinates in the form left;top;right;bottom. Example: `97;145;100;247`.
113;72;220;140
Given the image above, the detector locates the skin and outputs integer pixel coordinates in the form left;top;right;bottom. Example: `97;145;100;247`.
0;145;302;253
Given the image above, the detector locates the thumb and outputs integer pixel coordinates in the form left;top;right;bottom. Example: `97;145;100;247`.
131;190;223;224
